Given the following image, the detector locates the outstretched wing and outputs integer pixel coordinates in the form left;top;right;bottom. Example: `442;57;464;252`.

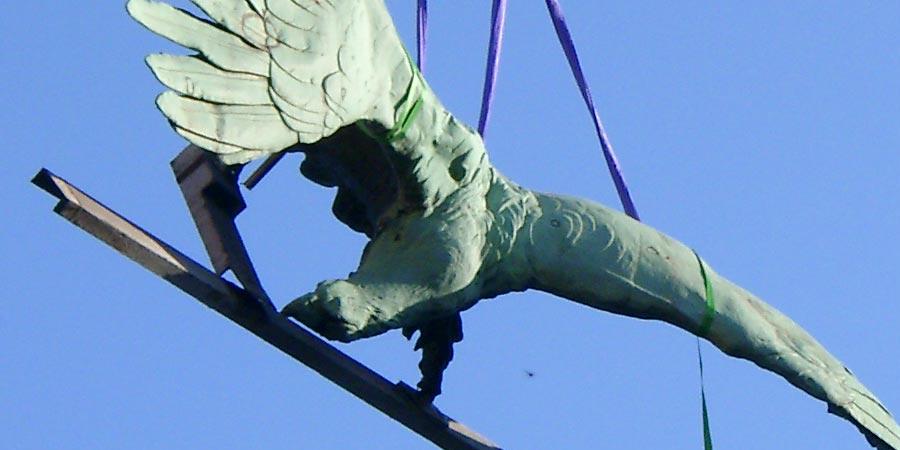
128;0;488;232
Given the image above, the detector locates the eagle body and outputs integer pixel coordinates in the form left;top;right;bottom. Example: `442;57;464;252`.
128;0;900;447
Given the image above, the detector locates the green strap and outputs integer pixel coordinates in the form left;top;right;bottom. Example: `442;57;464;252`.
356;53;425;144
693;250;715;449
386;95;424;142
698;340;714;450
385;51;425;143
693;251;716;337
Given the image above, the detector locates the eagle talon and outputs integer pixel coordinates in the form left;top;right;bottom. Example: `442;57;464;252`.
281;293;320;325
281;281;376;342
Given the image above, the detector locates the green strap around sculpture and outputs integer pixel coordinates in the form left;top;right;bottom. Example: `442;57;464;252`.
694;250;717;450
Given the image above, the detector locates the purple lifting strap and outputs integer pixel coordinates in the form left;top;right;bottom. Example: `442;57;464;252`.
416;0;508;139
477;0;508;137
415;4;712;446
543;0;640;221
419;2;636;221
416;0;427;72
543;7;713;447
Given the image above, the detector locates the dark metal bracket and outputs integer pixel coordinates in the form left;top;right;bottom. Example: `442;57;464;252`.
171;145;270;305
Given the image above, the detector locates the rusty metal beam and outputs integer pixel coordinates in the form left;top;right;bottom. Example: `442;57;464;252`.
32;168;501;450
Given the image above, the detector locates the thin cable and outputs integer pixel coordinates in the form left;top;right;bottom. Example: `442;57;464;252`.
543;0;640;221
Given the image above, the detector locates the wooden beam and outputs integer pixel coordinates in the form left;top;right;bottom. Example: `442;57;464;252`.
32;168;501;450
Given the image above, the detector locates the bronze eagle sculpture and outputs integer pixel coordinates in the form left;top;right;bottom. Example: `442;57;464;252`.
127;0;899;448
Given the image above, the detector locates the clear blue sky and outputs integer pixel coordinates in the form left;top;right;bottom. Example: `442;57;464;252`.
3;1;899;449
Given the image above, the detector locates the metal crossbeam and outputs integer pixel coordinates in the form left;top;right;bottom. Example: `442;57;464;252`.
32;168;501;450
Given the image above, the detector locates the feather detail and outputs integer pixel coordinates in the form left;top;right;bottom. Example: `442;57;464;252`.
156;91;298;154
146;54;270;105
127;0;269;76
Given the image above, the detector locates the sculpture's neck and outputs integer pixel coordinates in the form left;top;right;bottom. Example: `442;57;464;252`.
472;170;541;299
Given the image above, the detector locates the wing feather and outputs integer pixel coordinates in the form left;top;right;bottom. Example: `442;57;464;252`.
127;0;268;76
146;54;270;105
829;379;900;450
244;0;265;15
174;126;266;162
156;91;298;161
188;0;267;49
265;0;320;37
130;0;490;215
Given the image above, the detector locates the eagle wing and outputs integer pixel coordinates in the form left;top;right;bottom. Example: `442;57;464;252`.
128;0;488;233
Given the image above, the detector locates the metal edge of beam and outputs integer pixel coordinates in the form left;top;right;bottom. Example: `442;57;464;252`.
31;168;501;450
243;151;287;190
